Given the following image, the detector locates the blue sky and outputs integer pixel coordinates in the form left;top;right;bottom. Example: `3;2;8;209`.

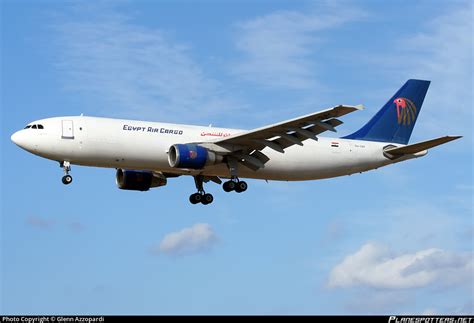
1;0;472;315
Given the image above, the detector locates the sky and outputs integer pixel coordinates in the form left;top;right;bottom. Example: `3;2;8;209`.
1;0;473;315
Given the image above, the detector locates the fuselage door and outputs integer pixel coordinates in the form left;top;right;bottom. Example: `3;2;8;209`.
62;120;74;139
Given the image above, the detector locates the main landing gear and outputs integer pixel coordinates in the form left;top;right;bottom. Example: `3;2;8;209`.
189;175;214;205
188;159;248;205
221;158;247;193
60;161;73;185
222;178;247;193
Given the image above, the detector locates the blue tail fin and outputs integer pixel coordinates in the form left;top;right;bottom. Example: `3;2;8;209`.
343;79;430;144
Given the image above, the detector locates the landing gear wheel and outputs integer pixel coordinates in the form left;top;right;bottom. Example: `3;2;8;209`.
62;175;73;185
189;193;202;204
61;161;73;186
202;193;214;205
190;176;216;205
235;181;247;193
223;180;236;192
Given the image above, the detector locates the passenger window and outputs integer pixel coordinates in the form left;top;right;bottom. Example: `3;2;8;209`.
38;125;44;129
32;125;37;129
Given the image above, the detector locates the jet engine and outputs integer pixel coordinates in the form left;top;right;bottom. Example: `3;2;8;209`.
116;169;167;191
168;144;222;169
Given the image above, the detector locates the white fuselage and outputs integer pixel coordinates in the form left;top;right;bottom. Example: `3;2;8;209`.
11;116;419;181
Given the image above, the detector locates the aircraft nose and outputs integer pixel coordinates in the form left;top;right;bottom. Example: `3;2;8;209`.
11;130;21;145
11;130;33;151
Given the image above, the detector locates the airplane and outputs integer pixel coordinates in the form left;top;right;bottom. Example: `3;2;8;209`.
11;79;461;205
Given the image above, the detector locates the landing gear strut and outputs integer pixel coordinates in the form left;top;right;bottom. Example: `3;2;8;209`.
189;175;213;205
222;157;248;193
60;161;73;185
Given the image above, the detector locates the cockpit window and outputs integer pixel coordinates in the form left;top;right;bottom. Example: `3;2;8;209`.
24;124;44;129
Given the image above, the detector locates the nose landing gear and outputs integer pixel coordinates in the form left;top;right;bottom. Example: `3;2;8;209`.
60;161;73;185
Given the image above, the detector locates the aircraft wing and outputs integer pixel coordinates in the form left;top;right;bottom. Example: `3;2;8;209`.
202;104;363;170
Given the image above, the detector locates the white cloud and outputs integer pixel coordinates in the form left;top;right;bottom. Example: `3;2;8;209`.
328;242;473;289
153;223;217;256
233;4;366;89
53;4;239;123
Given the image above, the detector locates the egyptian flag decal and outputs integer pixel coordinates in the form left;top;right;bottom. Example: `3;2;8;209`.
331;141;339;148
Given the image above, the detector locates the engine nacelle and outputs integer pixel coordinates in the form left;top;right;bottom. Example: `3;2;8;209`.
168;144;222;169
116;169;167;191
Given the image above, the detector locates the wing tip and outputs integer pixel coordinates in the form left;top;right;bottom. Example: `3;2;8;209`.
446;135;463;141
337;104;364;110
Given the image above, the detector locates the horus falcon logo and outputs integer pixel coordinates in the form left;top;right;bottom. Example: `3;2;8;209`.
189;150;198;159
393;97;417;125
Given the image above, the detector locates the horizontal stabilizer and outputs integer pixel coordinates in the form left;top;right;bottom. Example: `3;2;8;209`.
384;136;462;156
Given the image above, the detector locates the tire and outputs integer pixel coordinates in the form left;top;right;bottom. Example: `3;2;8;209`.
202;193;214;205
223;181;235;192
62;175;73;185
189;193;201;204
235;181;247;193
